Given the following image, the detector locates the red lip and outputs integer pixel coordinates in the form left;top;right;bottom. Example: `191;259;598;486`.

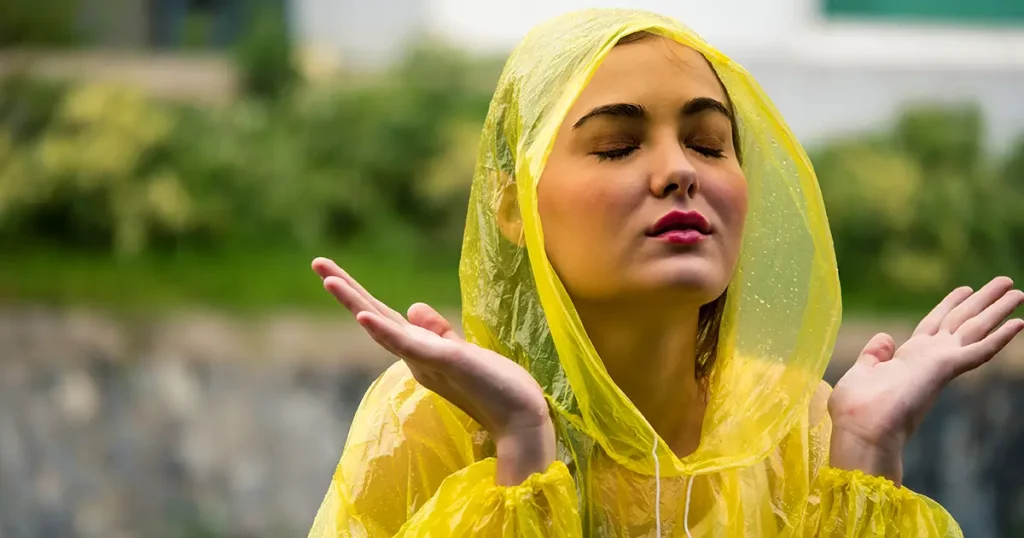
648;210;711;245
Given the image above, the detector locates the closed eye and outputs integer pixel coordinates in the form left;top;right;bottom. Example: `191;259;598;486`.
688;144;725;159
593;146;639;161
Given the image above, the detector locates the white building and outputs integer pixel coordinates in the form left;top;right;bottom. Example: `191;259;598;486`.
292;0;1024;150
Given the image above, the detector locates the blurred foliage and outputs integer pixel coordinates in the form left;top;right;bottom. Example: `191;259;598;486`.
0;43;1021;312
0;44;488;309
0;79;184;256
0;0;79;47
0;43;486;252
182;10;217;51
813;103;1023;311
235;1;298;101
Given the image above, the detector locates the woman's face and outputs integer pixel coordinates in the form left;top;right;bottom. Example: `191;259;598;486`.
537;35;747;306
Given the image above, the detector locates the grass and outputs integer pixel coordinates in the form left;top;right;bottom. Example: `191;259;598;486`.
2;244;1017;321
0;244;462;315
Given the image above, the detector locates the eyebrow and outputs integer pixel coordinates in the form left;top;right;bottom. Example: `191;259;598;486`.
571;97;732;130
572;103;644;129
682;97;732;120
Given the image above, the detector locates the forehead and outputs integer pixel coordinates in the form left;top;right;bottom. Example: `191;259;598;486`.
569;36;727;116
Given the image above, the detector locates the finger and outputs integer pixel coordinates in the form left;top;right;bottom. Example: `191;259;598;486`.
957;289;1024;344
353;311;403;358
356;311;449;363
312;257;407;324
311;257;347;284
914;286;973;336
323;276;376;316
957;318;1024;376
855;332;895;368
939;277;1015;334
407;302;462;341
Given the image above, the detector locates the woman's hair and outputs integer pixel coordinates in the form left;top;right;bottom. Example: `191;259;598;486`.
696;290;727;389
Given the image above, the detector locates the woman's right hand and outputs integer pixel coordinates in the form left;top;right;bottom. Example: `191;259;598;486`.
312;257;555;486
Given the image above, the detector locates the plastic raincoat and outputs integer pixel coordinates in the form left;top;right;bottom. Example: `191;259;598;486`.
308;9;963;537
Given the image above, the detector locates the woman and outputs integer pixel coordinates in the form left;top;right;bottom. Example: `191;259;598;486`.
307;9;1023;537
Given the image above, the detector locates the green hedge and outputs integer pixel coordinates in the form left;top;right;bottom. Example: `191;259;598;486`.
813;104;1024;310
0;44;490;259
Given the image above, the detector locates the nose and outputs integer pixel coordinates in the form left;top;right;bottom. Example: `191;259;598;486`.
649;139;698;199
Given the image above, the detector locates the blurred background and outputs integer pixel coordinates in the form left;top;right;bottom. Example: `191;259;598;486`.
1;0;1023;536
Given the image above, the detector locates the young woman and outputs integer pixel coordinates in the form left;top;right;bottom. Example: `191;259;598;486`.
306;9;1023;537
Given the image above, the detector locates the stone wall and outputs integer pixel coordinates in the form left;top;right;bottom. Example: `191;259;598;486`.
1;307;1022;537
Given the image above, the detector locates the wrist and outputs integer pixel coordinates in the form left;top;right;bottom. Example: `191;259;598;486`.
494;417;556;486
829;425;905;486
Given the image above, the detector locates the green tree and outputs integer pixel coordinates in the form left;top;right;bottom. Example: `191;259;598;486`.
234;2;297;101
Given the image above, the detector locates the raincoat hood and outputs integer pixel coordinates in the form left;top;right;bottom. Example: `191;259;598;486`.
459;8;842;477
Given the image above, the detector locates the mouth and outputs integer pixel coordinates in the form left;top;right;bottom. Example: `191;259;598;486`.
647;210;712;245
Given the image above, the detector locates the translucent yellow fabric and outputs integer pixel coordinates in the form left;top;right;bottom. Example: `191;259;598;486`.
308;8;963;537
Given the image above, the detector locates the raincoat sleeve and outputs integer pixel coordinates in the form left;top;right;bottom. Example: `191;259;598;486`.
306;361;581;538
804;382;963;537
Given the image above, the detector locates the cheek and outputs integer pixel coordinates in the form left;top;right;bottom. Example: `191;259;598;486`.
706;170;748;253
537;163;645;295
538;166;637;243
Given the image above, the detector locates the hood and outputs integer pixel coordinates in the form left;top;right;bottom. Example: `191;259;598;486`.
459;8;841;477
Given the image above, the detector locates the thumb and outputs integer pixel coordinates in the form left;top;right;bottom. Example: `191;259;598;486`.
407;303;462;340
856;332;896;368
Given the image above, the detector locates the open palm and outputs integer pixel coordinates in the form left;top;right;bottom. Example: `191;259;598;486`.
829;277;1024;458
311;257;551;454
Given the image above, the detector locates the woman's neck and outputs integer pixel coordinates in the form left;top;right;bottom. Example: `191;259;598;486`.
574;296;706;457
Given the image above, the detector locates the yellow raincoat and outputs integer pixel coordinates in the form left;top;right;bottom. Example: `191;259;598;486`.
308;9;962;537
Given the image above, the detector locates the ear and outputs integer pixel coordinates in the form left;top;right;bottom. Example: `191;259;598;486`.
495;173;525;247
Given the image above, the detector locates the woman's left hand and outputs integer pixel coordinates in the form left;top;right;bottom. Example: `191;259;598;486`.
828;276;1024;485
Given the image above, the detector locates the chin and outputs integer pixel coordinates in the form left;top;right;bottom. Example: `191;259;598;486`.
637;259;729;303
